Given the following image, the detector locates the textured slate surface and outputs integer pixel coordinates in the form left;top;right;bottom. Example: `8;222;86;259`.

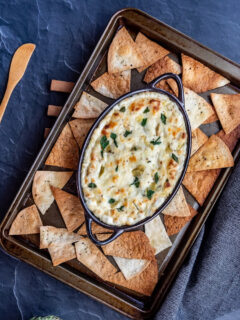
0;0;239;319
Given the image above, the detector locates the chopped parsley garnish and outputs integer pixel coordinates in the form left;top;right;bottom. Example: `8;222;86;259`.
143;107;150;113
146;189;155;200
161;113;167;124
100;135;109;157
120;106;126;112
141;118;147;127
117;205;124;212
130;176;140;188
172;153;179;163
88;182;97;188
150;136;161;145
115;165;118;172
124;130;132;137
108;198;115;204
110;132;118;147
154;172;159;184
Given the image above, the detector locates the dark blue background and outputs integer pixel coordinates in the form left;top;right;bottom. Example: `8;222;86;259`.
0;1;239;319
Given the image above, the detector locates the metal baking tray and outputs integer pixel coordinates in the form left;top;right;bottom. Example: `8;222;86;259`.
1;8;240;319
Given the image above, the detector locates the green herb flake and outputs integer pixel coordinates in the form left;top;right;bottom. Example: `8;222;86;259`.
161;113;167;125
115;165;118;172
108;198;115;204
154;172;159;184
146;189;155;200
172;153;179;163
124;130;132;137
100;135;109;157
143;107;150;113
110;132;118;148
141;118;147;127
150;136;161;145
130;176;140;188
88;182;97;189
117;205;124;212
120;106;126;112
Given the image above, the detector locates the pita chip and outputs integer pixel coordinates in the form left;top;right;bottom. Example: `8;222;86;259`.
144;56;181;84
48;243;76;266
75;238;117;280
108;27;144;73
187;135;234;172
216;126;240;152
135;32;169;72
191;128;208;155
45;123;79;170
113;256;150;280
145;216;172;255
69;119;94;148
32;171;72;215
78;222;112;235
51;187;85;232
40;226;81;249
164;205;197;236
163;186;191;217
182;54;229;93
91;70;131;99
72;92;107;119
203;112;219;124
9;205;42;235
211;93;240;134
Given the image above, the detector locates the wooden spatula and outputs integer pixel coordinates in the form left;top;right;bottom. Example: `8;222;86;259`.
0;43;36;123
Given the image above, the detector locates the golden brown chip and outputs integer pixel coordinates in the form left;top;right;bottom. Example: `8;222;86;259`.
216;126;240;152
187;135;234;172
164;205;197;236
45;123;79;170
91;70;131;99
75;238;117;280
51;187;85;232
162;186;191;217
108;27;144;73
69;118;94;148
77;222;112;235
211;93;240;134
48;243;76;266
167;78;179;97
9;205;42;235
203;112;219;124
40;226;81;249
155;80;174;94
191;128;208;155
135;32;169;72
182;54;229;93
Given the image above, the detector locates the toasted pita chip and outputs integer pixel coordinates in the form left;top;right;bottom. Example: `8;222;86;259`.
217;126;240;152
78;222;112;235
45;123;79;170
40;226;81;249
211;93;240;134
72;92;107;119
48;243;76;266
105;258;158;296
75;238;117;280
135;32;169;72
167;78;179;97
51;187;85;232
32;171;72;215
155;80;174;94
182;54;229;93
99;231;155;260
144;56;181;84
91;70;131;99
108;27;144;73
145;216;172;255
9;205;42;235
203;112;219;124
113;256;150;280
163;186;191;217
69;119;94;148
164;205;197;236
191;128;208;155
187;135;234;172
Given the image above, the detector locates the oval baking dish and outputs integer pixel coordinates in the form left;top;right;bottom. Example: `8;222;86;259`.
77;73;192;245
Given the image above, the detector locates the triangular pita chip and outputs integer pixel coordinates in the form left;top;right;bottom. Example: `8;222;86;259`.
145;216;172;255
216;126;240;152
203;112;219;124
40;226;81;249
78;222;112;235
135;32;169;72
91;70;131;99
75;238;117;280
113;256;150;280
164;205;197;236
69;119;94;148
32;171;73;215
162;186;191;217
187;135;234;172
108;27;144;73
9;205;42;235
144;56;181;84
45;123;79;170
48;243;76;266
211;93;240;134
51;187;85;232
167;78;179;97
72;92;107;119
182;54;229;93
191;128;208;155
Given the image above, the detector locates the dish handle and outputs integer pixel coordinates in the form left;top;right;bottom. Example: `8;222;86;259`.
149;73;184;106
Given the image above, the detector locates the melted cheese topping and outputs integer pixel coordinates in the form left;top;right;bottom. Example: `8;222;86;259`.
81;92;187;226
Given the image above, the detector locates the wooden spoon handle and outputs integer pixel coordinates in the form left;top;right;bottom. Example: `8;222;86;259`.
0;84;15;122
